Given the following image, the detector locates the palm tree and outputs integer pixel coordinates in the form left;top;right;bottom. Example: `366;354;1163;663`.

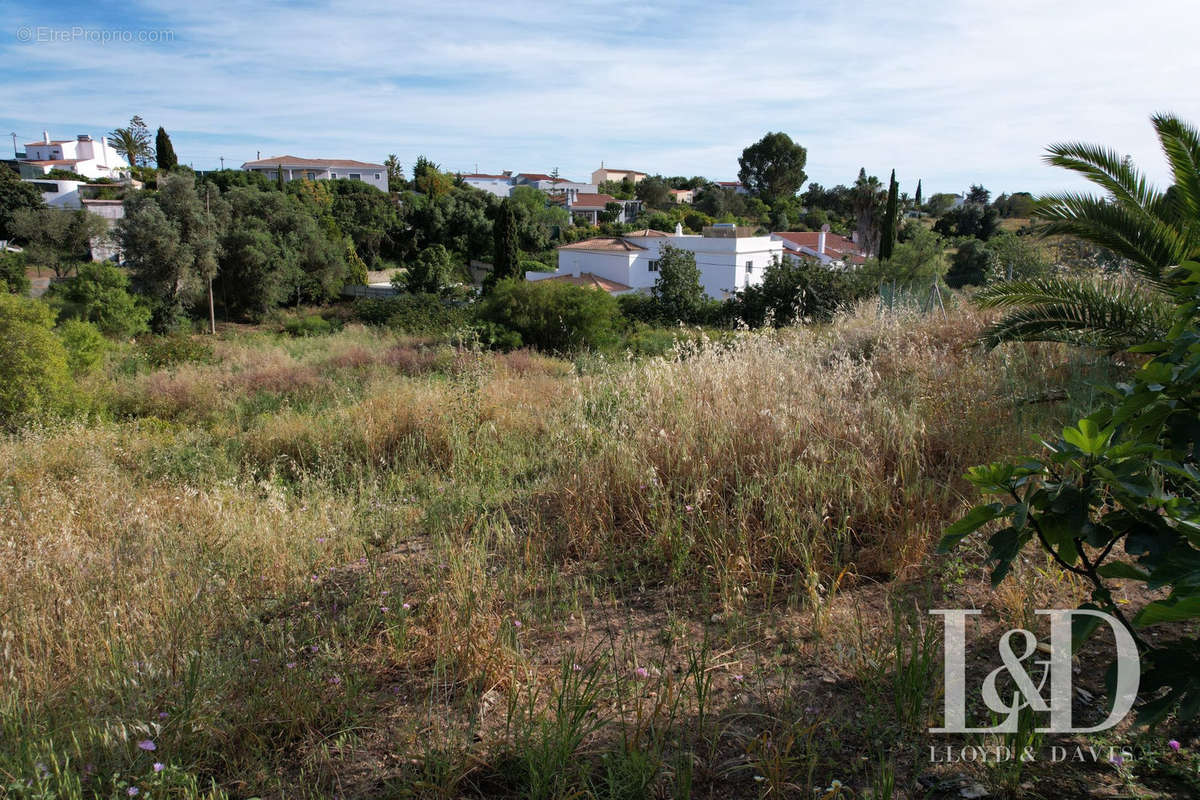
977;113;1200;349
107;116;152;169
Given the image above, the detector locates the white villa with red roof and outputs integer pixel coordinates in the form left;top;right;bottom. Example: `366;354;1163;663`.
241;156;387;191
20;132;129;180
530;224;783;299
771;229;869;266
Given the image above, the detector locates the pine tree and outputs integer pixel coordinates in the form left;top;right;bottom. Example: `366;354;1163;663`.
914;179;923;212
879;170;899;261
155;127;178;171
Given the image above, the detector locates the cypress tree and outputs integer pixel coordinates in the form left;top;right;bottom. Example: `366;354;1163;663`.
879;170;899;261
486;199;520;292
154;127;178;171
914;178;923;212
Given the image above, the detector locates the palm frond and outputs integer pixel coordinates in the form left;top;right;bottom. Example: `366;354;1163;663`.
1043;141;1163;212
974;276;1173;350
1152;113;1200;247
1034;192;1188;283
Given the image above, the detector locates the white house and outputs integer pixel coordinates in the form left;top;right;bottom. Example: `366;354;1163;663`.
459;172;598;201
771;229;868;267
530;223;783;299
713;180;749;195
241;156;388;191
20;132;129;181
460;172;515;197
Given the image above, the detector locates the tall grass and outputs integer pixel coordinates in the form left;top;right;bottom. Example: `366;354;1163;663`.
0;304;1115;796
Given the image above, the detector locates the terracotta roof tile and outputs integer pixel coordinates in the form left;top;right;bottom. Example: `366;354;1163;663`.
568;193;617;209
557;237;647;252
543;272;632;292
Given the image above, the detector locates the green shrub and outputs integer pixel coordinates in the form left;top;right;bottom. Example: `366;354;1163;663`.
0;294;71;424
1;251;31;295
139;332;213;368
57;318;107;376
353;294;469;336
476;278;620;353
283;314;335;337
728;256;863;327
617;292;662;325
941;259;1200;725
45;261;151;337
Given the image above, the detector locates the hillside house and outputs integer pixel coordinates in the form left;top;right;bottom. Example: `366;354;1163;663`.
530;224;783;298
771;229;868;266
590;166;647;185
19;132;129;181
668;188;694;204
241;156;387;191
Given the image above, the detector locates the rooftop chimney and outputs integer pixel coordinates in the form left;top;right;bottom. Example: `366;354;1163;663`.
818;223;829;255
43;131;50;143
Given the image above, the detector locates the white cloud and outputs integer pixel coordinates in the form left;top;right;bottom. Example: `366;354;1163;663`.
2;0;1198;194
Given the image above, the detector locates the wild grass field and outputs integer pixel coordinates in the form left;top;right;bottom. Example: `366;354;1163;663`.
1;303;1194;799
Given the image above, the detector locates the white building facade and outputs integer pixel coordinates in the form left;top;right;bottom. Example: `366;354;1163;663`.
531;225;784;299
20;132;129;180
241;156;388;191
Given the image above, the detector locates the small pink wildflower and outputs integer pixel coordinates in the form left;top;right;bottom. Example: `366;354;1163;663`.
128;788;139;797
1169;739;1181;752
1110;755;1125;766
157;711;169;719
732;674;744;682
286;662;297;669
329;675;341;685
137;739;156;752
572;663;582;672
310;645;319;653
380;606;389;612
512;619;522;629
634;667;649;679
685;505;693;512
153;763;164;773
402;602;411;610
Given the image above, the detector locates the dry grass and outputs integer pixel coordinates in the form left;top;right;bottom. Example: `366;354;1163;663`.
0;304;1126;798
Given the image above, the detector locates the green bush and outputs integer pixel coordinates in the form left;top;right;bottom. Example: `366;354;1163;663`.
617;292;662;325
0;294;71;425
352;294;469;336
1;251;31;295
476;278;620;353
139;333;213;368
283;314;335;337
57;318;107;376
728;256;863;327
941;259;1200;725
45;261;151;337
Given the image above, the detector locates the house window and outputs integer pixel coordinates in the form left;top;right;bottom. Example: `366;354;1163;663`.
349;173;362;181
745;259;754;273
330;172;337;178
374;173;381;179
306;172;316;180
648;260;659;272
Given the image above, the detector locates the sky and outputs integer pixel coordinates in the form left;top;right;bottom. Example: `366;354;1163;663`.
2;0;1199;198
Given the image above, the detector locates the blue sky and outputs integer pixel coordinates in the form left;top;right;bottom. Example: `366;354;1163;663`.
2;0;1198;197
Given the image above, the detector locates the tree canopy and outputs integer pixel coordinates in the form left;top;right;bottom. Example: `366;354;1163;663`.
737;132;808;205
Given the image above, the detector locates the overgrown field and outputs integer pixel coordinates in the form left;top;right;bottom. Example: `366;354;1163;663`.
2;305;1190;798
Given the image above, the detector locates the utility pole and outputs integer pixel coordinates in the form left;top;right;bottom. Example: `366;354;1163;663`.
206;185;215;335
